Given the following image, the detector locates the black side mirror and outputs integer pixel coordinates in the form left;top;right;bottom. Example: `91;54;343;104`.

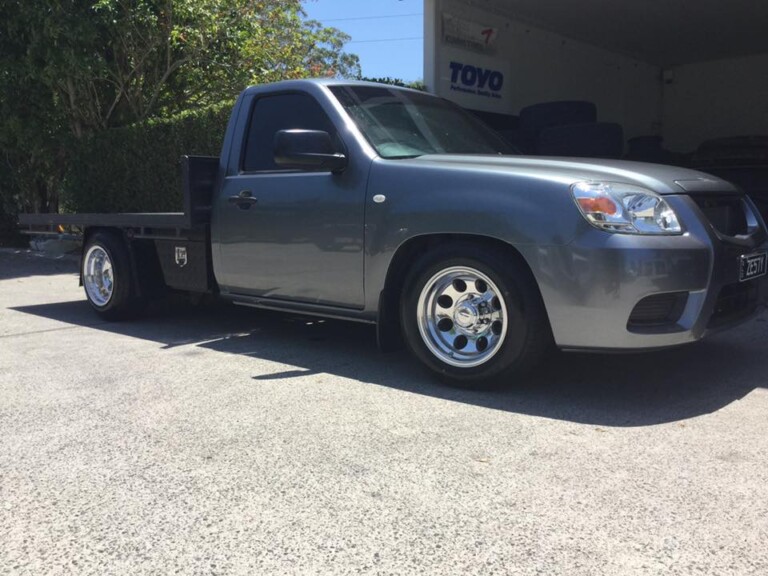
273;129;347;173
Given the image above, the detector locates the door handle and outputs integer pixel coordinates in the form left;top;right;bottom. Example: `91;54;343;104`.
228;190;258;208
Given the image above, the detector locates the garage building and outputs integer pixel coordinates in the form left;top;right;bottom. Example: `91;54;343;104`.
422;0;768;214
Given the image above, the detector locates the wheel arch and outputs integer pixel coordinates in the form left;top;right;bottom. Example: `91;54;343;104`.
376;233;551;351
81;226;163;298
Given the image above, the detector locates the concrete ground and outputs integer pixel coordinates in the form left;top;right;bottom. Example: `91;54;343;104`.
1;249;767;576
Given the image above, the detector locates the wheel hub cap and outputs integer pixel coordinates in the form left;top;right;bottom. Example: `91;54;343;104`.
454;304;478;328
83;245;114;307
417;266;508;368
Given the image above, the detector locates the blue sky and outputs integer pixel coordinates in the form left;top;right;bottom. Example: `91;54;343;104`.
303;0;424;82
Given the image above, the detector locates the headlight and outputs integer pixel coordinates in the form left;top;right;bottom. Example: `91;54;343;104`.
571;181;683;235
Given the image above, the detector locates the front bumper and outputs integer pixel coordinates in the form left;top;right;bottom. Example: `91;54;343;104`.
524;194;768;350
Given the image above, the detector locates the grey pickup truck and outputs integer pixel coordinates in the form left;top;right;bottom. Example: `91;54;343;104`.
20;80;768;384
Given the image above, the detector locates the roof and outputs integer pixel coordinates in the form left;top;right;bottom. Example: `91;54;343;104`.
244;78;424;95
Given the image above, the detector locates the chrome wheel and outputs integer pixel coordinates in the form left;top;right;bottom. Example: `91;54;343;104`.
83;245;114;307
416;266;507;368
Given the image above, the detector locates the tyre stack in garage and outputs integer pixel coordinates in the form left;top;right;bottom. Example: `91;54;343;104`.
523;101;624;159
469;100;624;158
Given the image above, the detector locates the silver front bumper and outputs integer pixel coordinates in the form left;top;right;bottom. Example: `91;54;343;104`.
523;194;768;350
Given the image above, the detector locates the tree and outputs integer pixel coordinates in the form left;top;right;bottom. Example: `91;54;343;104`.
358;77;427;91
0;0;359;216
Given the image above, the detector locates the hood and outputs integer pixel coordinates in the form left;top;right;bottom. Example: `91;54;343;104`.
407;154;740;195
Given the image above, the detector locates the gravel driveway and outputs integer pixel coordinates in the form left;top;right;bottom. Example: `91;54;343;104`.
1;249;767;575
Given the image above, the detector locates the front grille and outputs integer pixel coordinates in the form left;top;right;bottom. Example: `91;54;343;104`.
628;292;688;329
707;281;759;328
692;195;749;236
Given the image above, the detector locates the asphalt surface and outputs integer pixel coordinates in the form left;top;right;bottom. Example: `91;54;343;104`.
1;249;767;575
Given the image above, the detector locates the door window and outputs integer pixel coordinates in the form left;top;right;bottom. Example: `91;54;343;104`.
242;92;339;172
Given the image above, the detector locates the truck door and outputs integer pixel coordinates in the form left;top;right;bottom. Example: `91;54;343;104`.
215;91;366;309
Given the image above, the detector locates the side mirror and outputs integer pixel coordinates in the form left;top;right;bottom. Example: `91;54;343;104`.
273;129;347;173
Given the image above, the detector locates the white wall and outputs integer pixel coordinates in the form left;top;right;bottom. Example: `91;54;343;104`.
426;0;663;141
662;53;768;152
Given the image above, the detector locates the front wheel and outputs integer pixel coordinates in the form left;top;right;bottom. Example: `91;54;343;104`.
400;245;552;385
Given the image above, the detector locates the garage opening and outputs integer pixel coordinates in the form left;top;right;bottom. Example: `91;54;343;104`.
423;0;768;217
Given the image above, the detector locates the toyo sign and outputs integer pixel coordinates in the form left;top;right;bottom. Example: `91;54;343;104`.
448;61;504;99
437;47;510;112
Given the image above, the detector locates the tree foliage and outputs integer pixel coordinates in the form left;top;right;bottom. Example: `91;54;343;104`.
358;77;426;92
0;0;360;218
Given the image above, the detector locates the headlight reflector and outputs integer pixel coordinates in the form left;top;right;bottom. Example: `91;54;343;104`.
571;181;682;235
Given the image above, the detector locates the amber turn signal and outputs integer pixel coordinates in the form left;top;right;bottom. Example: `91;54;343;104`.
577;196;618;216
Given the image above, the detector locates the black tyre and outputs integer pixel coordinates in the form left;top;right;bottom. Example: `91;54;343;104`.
400;243;552;385
82;231;144;320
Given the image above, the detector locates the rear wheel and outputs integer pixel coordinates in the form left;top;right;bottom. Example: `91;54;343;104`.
401;244;552;385
82;231;144;320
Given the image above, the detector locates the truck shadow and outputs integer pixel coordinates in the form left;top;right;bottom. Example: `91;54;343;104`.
10;298;768;428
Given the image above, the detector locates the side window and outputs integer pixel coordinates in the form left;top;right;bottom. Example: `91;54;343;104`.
242;92;339;172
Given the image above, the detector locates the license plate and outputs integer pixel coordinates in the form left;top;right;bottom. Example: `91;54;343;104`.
739;252;767;282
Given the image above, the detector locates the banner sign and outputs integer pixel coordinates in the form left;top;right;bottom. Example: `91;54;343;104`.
442;12;498;54
437;47;511;113
448;61;504;99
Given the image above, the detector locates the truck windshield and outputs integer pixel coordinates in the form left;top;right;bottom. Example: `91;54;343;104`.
329;85;515;159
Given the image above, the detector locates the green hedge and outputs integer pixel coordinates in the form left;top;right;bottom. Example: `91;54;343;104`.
0;206;23;247
63;101;233;213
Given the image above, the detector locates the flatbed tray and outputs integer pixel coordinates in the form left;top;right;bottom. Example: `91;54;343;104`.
17;155;218;236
